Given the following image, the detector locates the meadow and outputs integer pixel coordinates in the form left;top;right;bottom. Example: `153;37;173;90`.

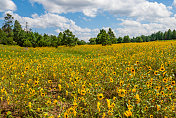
0;40;175;118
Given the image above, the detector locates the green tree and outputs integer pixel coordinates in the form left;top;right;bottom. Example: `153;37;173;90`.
0;28;7;44
77;40;86;45
167;29;172;40
172;29;176;39
117;37;123;43
108;28;116;44
89;38;96;45
13;20;22;43
141;35;147;42
136;36;143;42
97;29;110;46
57;32;63;46
122;35;131;43
2;13;14;34
23;40;32;47
63;29;77;46
164;31;167;40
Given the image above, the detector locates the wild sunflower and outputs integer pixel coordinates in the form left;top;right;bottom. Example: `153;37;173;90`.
80;89;86;96
160;91;164;95
131;68;135;73
118;89;126;97
148;66;152;70
110;77;113;83
108;110;113;116
163;78;167;83
154;71;159;75
136;61;139;64
67;107;75;115
160;67;165;71
58;84;61;91
48;80;52;84
97;102;100;112
64;112;68;118
119;81;124;87
41;92;45;97
150;115;153;118
34;80;39;86
128;104;133;110
124;110;132;117
167;85;172;91
102;113;106;118
171;81;175;86
145;106;148;110
97;93;104;100
155;86;161;91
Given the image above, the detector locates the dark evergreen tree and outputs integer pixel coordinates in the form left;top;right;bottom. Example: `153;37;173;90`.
172;29;176;39
2;13;14;34
13;20;22;43
108;28;116;44
97;29;110;46
167;29;172;40
117;37;123;43
122;35;131;43
136;36;143;42
77;40;86;45
89;38;96;45
63;29;77;46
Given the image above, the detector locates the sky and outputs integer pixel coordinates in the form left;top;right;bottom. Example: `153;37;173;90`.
0;0;176;42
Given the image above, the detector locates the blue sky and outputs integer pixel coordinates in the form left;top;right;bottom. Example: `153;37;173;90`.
0;0;176;41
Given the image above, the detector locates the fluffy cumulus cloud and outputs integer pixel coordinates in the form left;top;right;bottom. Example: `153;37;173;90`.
173;0;176;7
28;0;174;38
5;11;98;42
116;16;176;37
1;0;175;41
30;0;171;20
0;0;16;12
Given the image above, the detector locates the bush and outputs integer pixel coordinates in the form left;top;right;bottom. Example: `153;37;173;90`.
23;40;32;47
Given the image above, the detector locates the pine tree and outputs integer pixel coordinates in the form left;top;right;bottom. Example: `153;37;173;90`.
63;29;77;46
97;29;110;46
108;28;116;44
13;20;22;43
122;35;131;43
167;29;172;40
2;13;14;34
172;29;176;39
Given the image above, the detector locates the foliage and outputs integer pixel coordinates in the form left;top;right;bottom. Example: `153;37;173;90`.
63;29;78;46
136;36;143;42
96;29;111;46
1;13;176;47
89;38;96;45
122;35;131;43
2;13;14;34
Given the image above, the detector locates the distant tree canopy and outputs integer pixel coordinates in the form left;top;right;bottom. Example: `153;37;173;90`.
0;13;176;47
0;14;83;47
89;28;176;45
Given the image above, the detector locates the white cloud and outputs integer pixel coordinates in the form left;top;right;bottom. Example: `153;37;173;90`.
6;11;98;42
30;0;171;20
0;0;16;12
83;8;97;17
173;0;176;7
116;16;176;38
131;1;171;22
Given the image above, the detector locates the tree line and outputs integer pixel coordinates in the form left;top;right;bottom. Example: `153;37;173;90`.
0;13;176;47
89;28;176;45
0;13;85;47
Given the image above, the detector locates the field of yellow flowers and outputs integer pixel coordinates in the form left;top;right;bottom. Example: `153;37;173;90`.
0;40;176;118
